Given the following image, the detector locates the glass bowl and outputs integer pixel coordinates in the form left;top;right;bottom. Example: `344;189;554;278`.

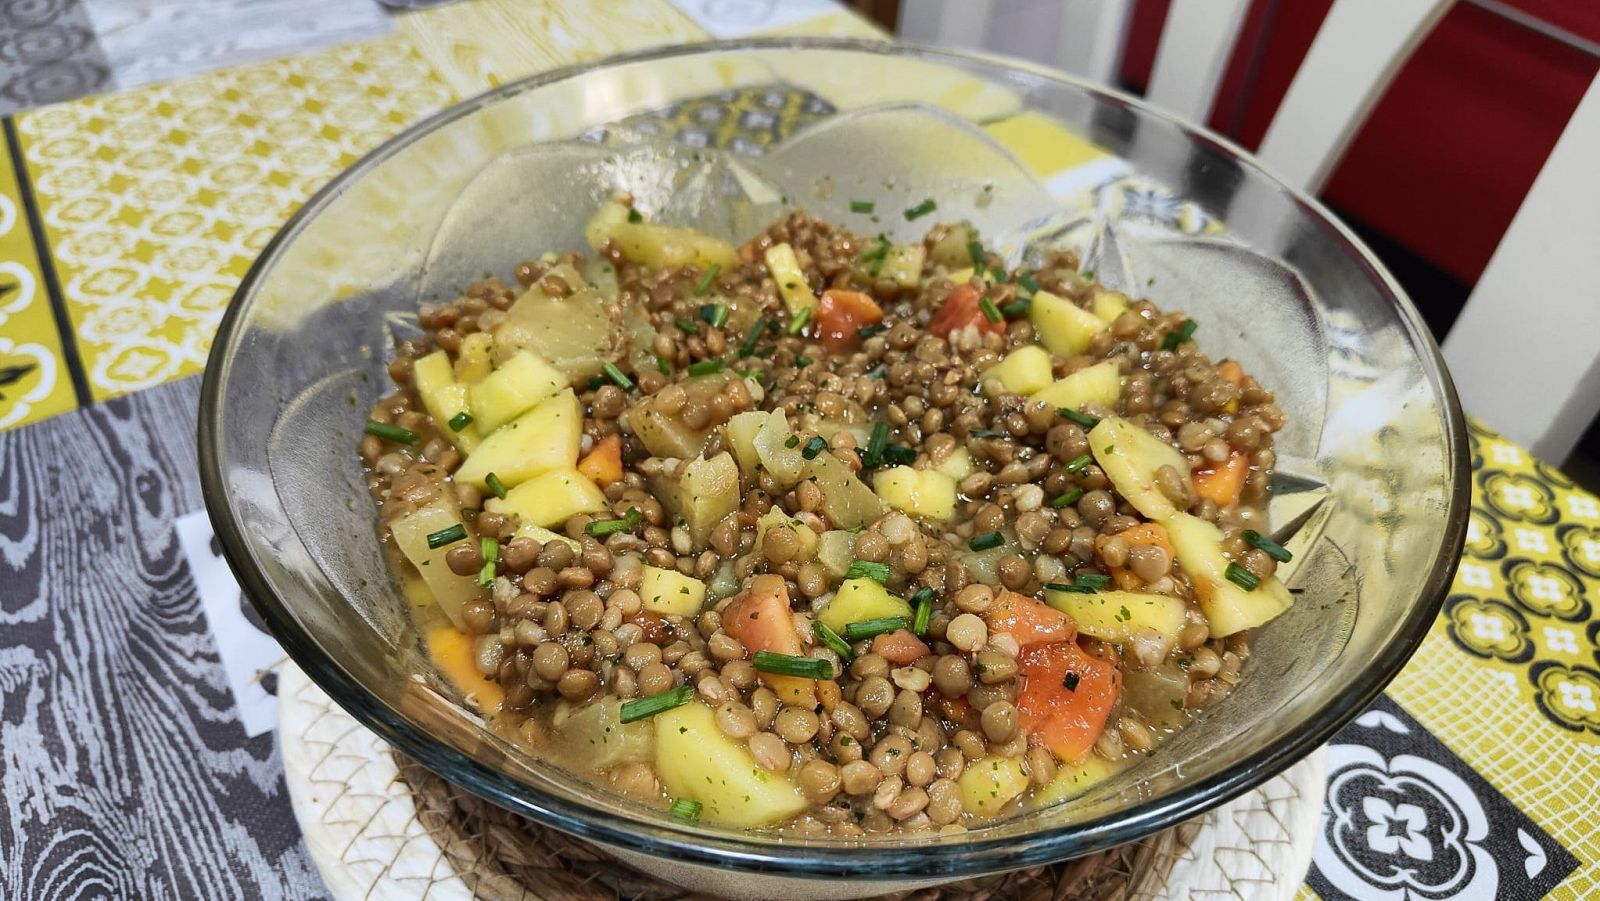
199;38;1468;898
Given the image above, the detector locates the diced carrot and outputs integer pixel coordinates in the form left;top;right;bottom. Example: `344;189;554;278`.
814;289;883;350
985;590;1075;647
1100;523;1175;588
426;625;504;713
1217;360;1245;385
871;629;931;666
929;283;1006;339
723;574;822;706
577;433;623;486
816;679;842;712
1191;452;1249;507
1016;641;1120;763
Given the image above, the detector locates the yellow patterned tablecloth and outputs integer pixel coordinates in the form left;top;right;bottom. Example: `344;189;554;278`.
0;3;1594;899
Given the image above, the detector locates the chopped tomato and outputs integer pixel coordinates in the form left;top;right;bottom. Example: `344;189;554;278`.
1217;360;1245;385
1192;452;1249;507
723;574;823;705
577;433;623;486
814;289;883;350
871;629;931;666
985;590;1075;647
1097;523;1174;589
929;283;1006;339
1017;641;1120;763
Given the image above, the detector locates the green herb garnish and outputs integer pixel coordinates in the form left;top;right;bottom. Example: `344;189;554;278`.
813;621;853;660
850;200;875;214
674;317;702;336
739;317;768;357
695;263;721;296
1075;572;1111;589
785;434;800;449
1161;319;1198;351
1063;454;1093;474
788;306;812;335
484;472;508;500
670;798;702;823
586;508;642;537
364;420;419;445
1058;408;1100;429
447;411;473;432
910;587;935;635
687;359;724;377
627;207;643;223
864;420;889;468
1063;672;1080;691
844;559;891;583
1244;529;1293;563
883;444;918;466
701;303;728;329
843;617;907;641
857;322;887;340
602;362;634;391
903;198;937;220
1225;562;1261;591
752;651;833;680
969;532;1004;552
999;299;1030;318
801;435;828;460
425;524;467;549
620;685;694;723
477;536;498;586
978;296;1003;323
1017;273;1040;294
1049;488;1085;508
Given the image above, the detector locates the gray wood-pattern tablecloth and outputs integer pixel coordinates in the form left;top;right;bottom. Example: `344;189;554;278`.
0;375;327;900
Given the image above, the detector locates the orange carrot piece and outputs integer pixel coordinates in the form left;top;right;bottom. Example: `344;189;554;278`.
929;283;1006;339
723;574;824;706
985;590;1075;647
1218;360;1245;385
815;289;883;350
1016;641;1120;763
871;629;932;666
1191;452;1249;506
577;433;623;486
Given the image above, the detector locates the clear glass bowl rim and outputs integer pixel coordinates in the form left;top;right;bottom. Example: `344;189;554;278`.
198;36;1470;878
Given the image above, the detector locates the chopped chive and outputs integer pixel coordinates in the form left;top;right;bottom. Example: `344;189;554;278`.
883;444;918;466
752;651;833;680
844;559;891;583
969;531;1004;552
785;434;800;449
478;536;498;586
1081;269;1096;281
1075;572;1111;589
1225;562;1261;591
865;363;887;380
365;420;419;445
813;621;853;660
1063;454;1093;474
910;587;935;635
587;374;607;391
801;436;828;460
903;198;937;220
627;207;643;223
739;317;768;357
1058;408;1100;429
843;617;907;641
967;240;985;274
1244;529;1294;563
687;359;724;377
585;508;642;538
656;354;673;375
788;306;813;335
999;299;1030;318
858;236;891;263
1046;581;1096;594
447;411;473;432
1017;272;1040;294
484;472;508;500
694;263;722;296
752;344;776;358
864;420;889;468
602;362;634;391
850;200;875;214
795;355;813;368
1161;319;1198;351
1063;672;1080;692
1050;488;1085;508
970;428;1006;439
674;317;701;336
670;798;702;823
701;303;729;329
620;685;694;723
425;523;467;549
978;296;1003;323
857;322;887;340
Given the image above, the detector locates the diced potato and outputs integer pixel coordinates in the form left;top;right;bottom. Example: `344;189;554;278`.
512;522;580;552
611;221;737;272
455;389;581;489
982;345;1054;396
818;578;912;633
491;286;612;380
1044;589;1186;649
1031;359;1122;412
579;258;620;299
1031;755;1121;807
639;565;708;616
756;508;819;562
754;411;808;488
929;223;975;269
1166;512;1293;636
959;756;1030;816
390;498;481;631
621;302;662;377
584;200;632;251
803;450;885;530
959;546;1008;586
1123;665;1190;729
1087;416;1189;521
485;466;607;529
1031;290;1108;357
873;466;957;520
649;452;740;550
944;267;984;286
653;702;808;827
880;243;926;288
936;447;976;481
1090;288;1131;324
551;698;653;769
413;352;481;454
764;242;816;314
816;531;855;580
724;410;767;474
626;372;738;459
454;332;495;384
467;350;567;434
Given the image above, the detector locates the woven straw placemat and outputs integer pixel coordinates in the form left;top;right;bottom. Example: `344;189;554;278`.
279;663;1322;901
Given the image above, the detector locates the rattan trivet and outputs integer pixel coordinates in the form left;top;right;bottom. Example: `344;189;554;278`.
280;662;1322;900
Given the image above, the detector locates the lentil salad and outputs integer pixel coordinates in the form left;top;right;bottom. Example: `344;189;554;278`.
359;198;1294;835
